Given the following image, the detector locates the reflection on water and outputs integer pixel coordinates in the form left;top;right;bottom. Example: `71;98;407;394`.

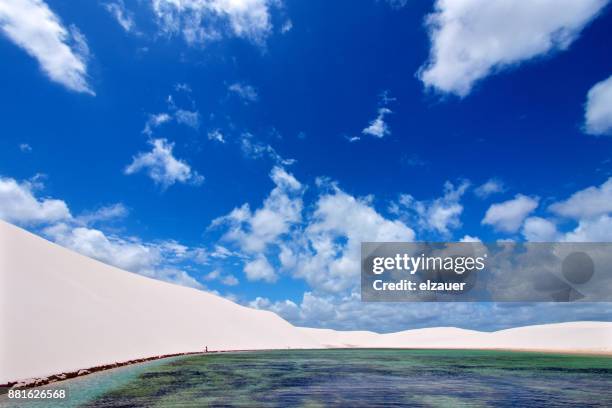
3;350;612;407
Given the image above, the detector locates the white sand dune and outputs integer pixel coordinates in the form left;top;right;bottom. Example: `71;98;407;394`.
1;220;611;385
0;221;319;384
300;322;612;352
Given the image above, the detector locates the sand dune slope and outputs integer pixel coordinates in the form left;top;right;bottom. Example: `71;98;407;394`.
0;221;319;384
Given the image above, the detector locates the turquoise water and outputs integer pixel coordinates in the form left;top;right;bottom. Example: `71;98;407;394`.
2;350;612;407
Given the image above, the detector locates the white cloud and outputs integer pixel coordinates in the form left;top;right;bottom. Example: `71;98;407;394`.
244;255;277;282
76;203;128;225
391;180;469;237
0;0;94;94
213;168;415;293
208;129;226;143
204;269;239;285
584;75;612;136
474;178;505;198
125;138;204;189
204;269;221;280
150;0;276;45
545;178;612;242
521;216;559;242
143;95;200;135
563;214;612;242
239;133;295;165
0;176;71;225
482;194;539;233
212;166;303;253
362;107;391;138
210;244;241;259
19;143;32;152
104;0;135;32
460;235;481;242
143;113;172;135
228;82;258;103
221;274;239;286
249;296;301;321
44;222;203;288
174;109;200;129
292;185;415;293
45;223;159;273
549;177;612;219
419;0;608;96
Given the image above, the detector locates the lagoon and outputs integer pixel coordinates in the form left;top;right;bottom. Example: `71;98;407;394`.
2;349;612;407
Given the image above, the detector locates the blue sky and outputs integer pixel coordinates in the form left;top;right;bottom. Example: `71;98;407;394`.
1;0;612;332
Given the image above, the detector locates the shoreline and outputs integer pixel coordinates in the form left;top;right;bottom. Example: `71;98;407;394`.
3;347;611;391
0;351;204;391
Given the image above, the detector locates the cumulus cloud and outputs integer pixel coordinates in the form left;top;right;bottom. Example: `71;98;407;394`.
419;0;608;96
521;216;559;242
391;180;469;237
204;269;240;285
460;235;481;243
104;0;135;32
212;166;303;253
45;223;159;272
150;0;276;45
584;75;612;136
125;138;204;189
19;143;32;152
474;178;505;198
563;214;612;242
0;176;71;225
244;255;277;282
44;222;203;288
0;0;94;94
293;186;415;293
544;178;612;242
549;177;612;219
228;82;258;103
212;168;415;293
482;194;539;233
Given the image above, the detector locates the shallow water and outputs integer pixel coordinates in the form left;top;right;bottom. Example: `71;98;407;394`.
2;349;612;407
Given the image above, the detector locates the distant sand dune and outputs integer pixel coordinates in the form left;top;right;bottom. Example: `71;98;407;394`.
1;220;611;385
299;322;612;352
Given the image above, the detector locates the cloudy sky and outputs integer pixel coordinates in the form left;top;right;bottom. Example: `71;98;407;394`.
1;0;612;332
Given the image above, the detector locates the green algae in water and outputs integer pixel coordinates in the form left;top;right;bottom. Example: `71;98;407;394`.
9;350;612;407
